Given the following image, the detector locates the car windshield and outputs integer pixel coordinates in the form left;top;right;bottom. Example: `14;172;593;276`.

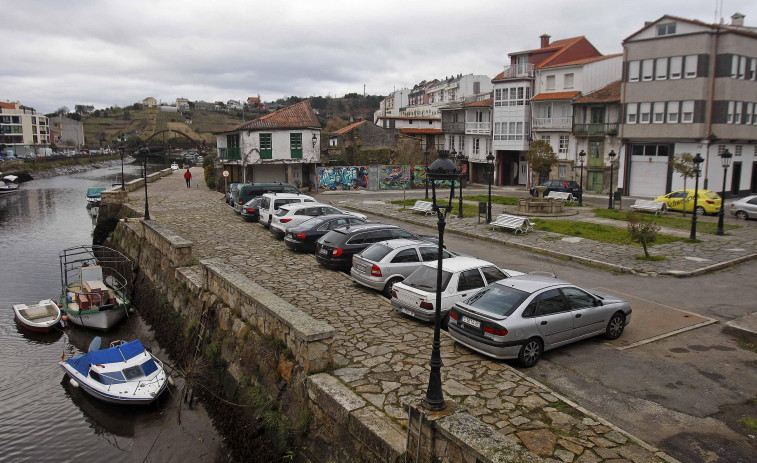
360;244;392;262
465;284;530;317
404;266;452;292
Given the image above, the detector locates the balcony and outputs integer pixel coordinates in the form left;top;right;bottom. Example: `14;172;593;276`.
498;64;535;79
218;147;241;160
532;117;572;130
465;122;491;135
441;122;464;133
573;123;619;136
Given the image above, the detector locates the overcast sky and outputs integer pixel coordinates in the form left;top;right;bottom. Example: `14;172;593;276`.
3;0;756;114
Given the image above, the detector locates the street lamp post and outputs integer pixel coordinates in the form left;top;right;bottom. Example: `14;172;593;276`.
486;152;494;223
140;146;151;220
119;145;125;190
312;133;318;192
456;150;466;218
423;149;460;412
424;150;430;199
716;149;732;236
690;153;705;240
607;150;617;209
578;150;586;207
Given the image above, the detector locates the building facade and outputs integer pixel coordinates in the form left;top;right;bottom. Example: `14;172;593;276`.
0;102;50;157
620;13;757;197
49;115;85;148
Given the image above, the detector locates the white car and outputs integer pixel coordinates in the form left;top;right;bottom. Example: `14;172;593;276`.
270;203;367;239
170;163;179;170
258;192;316;228
391;256;524;326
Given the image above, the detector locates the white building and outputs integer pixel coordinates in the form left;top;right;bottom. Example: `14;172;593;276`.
0;101;50;157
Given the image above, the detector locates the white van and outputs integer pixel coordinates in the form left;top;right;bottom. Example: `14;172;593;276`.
258;192;315;228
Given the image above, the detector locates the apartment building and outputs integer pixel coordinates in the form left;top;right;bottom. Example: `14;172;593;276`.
49;115;85;148
439;96;493;182
0;101;50;157
620;13;757;197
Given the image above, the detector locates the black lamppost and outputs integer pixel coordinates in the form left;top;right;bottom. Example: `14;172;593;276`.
607;150;617;209
716;149;732;236
486;152;495;223
423;150;460;412
424;150;430;199
456;150;466;218
578;150;586;207
690;153;704;240
118;144;125;190
140;146;151;220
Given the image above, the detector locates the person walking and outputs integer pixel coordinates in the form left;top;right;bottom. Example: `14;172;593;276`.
184;168;192;188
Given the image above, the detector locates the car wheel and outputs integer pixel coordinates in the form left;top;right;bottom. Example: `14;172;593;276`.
695;206;706;216
736;211;748;220
383;278;402;298
605;312;626;340
517;338;542;368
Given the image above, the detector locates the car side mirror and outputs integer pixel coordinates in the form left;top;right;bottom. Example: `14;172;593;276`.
594;298;603;307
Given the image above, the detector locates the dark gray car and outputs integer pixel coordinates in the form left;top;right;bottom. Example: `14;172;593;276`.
447;275;631;367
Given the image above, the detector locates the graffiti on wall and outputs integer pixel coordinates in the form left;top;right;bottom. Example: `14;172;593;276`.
318;166;369;190
411;164;467;188
378;166;411;190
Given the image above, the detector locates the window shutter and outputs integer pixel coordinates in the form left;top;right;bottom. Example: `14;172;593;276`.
715;54;733;78
697;54;709;78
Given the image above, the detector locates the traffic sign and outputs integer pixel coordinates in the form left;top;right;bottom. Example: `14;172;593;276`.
222;170;230;178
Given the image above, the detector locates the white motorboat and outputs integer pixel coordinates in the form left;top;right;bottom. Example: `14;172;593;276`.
60;338;169;405
0;174;19;194
13;299;62;332
59;245;131;330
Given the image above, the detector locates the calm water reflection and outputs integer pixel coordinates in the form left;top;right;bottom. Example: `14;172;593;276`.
0;162;170;463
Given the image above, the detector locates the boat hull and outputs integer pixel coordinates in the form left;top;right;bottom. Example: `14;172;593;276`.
62;304;128;330
13;300;62;332
61;367;168;405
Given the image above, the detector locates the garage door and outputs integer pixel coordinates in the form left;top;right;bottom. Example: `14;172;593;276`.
253;165;286;183
628;144;671;197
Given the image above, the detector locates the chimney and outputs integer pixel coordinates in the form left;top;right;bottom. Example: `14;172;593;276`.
731;13;745;26
540;34;551;48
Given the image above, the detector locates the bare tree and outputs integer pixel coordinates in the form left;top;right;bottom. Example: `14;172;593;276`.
525;140;558;186
628;212;660;258
669;152;696;217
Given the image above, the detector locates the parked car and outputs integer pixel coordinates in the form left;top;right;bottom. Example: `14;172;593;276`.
728;195;757;220
240;197;262;222
653;189;722;215
270;203;368;239
529;179;582;199
170;162;179;170
227;183;243;206
284;214;367;253
234;182;303;214
351;239;455;297
391;256;523;327
258;192;315;227
315;223;438;271
447;274;632;367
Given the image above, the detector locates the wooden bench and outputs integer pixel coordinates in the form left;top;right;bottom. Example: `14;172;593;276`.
630;199;666;215
545;191;574;202
491;214;535;234
409;200;434;215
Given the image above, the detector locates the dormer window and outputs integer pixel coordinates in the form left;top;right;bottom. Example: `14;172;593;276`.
657;23;676;36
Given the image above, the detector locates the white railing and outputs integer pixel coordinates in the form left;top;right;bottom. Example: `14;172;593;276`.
532;117;572;130
465;122;491;134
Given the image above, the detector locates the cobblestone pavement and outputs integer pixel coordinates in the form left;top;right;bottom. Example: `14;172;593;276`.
128;170;683;462
327;196;757;277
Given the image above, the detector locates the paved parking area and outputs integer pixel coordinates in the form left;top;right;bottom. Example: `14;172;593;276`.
129;169;683;462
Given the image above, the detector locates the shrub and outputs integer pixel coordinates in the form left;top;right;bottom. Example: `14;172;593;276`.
628;212;660;258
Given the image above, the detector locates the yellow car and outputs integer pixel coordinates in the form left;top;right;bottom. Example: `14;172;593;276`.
654;189;722;215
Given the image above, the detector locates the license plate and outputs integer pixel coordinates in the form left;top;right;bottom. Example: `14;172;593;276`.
400;308;414;316
461;316;481;328
318;248;329;256
355;263;366;273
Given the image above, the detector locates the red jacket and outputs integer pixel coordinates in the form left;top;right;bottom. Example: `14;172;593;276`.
184;170;192;180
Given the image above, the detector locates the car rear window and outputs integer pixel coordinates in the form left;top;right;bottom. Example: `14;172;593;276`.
276;207;290;217
465;284;529;317
404;266;452;292
360;244;392;262
704;191;719;200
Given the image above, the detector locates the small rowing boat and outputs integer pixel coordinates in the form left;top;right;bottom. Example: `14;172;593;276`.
13;299;62;332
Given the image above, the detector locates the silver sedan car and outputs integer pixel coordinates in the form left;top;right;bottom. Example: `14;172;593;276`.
728;195;757;220
448;275;631;367
351;239;455;297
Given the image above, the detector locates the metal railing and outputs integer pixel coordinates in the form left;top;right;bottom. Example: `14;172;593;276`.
573;123;619;136
218;147;241;160
499;64;535;79
465;122;491;134
532;117;572;130
441;122;464;133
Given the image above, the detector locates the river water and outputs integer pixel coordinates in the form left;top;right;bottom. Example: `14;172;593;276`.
0;162;221;462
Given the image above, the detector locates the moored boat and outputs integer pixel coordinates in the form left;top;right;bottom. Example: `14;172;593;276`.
60;338;169;405
13;299;62;332
59;245;131;330
0;174;20;194
86;187;107;206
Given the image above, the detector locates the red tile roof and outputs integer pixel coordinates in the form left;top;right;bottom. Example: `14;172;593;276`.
541;53;622;69
0;101;17;109
217;100;320;133
332;120;373;134
466;98;493;108
400;128;442;135
531;91;581;101
574;81;621;104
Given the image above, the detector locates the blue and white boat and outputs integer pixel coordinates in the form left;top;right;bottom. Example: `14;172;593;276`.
60;339;169;405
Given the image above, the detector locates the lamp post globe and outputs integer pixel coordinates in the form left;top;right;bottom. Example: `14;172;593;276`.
423;149;460;412
716;149;732;236
690;153;705;240
486;152;495;223
607;150;617;209
578;150;586;207
139;145;151;220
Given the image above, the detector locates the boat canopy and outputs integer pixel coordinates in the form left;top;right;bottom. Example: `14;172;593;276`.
65;339;147;377
3;175;18;182
86;187;107;199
